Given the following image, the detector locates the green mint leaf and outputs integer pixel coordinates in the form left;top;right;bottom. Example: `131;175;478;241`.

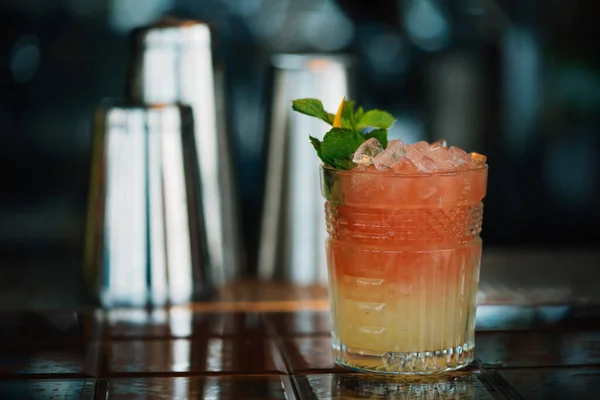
292;98;333;125
363;128;388;149
309;136;322;159
321;127;364;170
321;172;342;202
355;106;365;121
342;100;356;131
356;109;396;131
331;158;357;170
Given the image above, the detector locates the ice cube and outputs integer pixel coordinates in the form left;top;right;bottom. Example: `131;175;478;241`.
428;147;455;171
449;146;472;170
449;146;469;161
415;156;442;172
405;144;425;164
353;163;372;172
470;152;487;167
393;157;419;174
373;139;407;170
411;141;430;153
352;138;384;166
430;139;448;150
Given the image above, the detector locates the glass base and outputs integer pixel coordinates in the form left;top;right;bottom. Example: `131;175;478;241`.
333;340;475;375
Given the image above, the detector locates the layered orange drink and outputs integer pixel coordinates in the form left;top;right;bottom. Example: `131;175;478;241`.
293;98;487;374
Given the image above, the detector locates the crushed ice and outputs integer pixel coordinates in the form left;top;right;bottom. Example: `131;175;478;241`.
352;137;384;165
352;138;486;173
373;140;407;170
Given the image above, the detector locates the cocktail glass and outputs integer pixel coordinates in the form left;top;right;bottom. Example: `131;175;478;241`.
321;164;488;374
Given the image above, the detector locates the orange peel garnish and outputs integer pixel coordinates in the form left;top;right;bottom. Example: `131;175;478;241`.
332;97;345;128
470;152;487;165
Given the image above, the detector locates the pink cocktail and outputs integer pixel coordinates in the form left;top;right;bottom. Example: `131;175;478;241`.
321;143;488;374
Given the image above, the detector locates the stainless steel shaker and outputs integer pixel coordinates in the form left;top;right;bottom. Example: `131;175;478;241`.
84;103;212;307
258;54;354;285
127;18;241;287
84;18;241;307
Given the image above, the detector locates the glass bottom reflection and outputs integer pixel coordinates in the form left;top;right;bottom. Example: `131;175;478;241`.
298;372;495;399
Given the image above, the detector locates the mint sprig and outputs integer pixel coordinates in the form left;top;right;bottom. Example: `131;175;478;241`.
356;110;395;131
291;98;334;125
363;128;388;149
309;135;322;158
291;98;396;170
320;128;364;170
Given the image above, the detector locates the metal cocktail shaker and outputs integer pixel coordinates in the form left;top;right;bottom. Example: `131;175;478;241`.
258;54;354;285
85;103;211;307
84;19;240;307
127;18;241;287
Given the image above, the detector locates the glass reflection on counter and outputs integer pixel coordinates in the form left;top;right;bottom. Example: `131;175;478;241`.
300;373;493;399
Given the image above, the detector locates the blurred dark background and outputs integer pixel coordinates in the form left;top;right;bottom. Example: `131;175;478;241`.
1;0;599;306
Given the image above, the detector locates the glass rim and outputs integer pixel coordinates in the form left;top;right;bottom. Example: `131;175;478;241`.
321;163;488;178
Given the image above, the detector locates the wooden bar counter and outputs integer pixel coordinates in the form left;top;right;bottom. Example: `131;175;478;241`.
1;250;599;398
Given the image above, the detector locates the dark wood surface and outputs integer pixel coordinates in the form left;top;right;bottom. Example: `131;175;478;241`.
0;304;599;399
1;249;599;398
2;248;599;309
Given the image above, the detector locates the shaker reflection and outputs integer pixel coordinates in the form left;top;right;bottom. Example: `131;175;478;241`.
100;308;269;339
103;376;294;400
102;337;286;374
